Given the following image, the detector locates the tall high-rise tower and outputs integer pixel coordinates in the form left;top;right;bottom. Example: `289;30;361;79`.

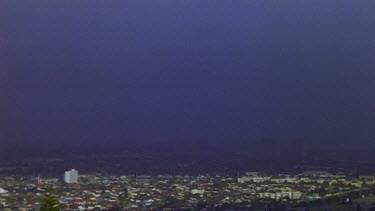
64;169;78;183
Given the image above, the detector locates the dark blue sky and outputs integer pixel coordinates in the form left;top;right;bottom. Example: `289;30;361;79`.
1;1;375;152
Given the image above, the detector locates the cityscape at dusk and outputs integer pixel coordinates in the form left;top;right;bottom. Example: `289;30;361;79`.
2;1;375;210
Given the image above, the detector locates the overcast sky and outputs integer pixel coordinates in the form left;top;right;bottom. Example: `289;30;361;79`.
1;1;375;152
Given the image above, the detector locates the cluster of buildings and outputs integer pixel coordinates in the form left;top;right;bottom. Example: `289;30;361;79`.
0;170;374;210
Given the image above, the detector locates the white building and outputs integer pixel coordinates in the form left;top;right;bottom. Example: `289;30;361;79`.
258;191;302;200
191;189;205;195
64;169;78;183
0;188;8;196
238;176;271;183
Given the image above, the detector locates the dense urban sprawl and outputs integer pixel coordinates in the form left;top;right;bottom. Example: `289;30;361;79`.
1;171;375;210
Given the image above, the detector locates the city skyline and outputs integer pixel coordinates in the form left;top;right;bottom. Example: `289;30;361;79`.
2;1;375;210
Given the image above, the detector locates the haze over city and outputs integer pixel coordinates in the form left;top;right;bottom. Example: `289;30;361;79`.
3;1;375;210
